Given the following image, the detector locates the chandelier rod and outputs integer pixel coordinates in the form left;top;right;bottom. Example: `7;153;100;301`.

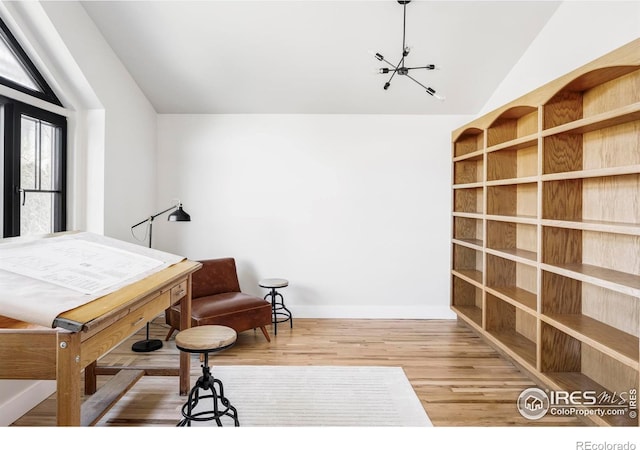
406;72;440;98
405;73;428;90
401;1;407;66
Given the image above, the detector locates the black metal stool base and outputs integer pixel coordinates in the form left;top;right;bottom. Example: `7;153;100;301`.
177;355;239;427
264;288;293;335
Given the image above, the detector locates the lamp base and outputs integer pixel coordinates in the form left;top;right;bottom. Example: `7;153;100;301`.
131;339;163;353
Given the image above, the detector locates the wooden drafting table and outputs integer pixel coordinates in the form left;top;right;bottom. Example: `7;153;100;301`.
0;258;201;426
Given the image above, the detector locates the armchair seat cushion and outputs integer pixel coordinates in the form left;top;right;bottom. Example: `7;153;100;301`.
168;293;272;328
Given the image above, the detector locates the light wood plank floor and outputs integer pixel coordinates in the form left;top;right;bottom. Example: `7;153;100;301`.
12;317;584;427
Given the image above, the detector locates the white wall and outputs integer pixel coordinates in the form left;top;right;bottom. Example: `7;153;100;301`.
40;1;158;242
155;114;463;318
481;1;640;114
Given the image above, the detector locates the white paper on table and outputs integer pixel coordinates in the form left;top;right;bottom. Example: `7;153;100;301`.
0;232;185;328
0;239;164;294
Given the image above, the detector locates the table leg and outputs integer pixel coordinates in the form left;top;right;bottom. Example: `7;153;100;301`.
56;332;82;426
179;273;193;396
84;360;97;395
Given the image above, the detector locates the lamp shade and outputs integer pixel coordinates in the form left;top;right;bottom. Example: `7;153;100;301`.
167;205;191;222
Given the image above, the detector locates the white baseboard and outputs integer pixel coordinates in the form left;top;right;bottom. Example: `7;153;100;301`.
0;380;55;426
291;305;456;319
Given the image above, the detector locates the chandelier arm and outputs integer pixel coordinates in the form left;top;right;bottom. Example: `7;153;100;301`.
383;56;406;90
392;55;404;70
387;55;406;80
405;73;443;99
405;65;436;71
405;73;430;90
386;70;398;85
379;57;398;69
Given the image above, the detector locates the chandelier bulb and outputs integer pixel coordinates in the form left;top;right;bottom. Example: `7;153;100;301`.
368;49;385;61
383;82;391;90
426;87;445;101
403;46;411;57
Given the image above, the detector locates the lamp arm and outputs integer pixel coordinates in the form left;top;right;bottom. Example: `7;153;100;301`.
131;203;181;230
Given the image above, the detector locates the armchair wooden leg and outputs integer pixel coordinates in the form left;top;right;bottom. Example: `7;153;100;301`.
260;326;271;342
165;327;176;341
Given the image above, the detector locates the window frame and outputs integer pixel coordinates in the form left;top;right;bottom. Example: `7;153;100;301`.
0;17;62;106
2;97;67;238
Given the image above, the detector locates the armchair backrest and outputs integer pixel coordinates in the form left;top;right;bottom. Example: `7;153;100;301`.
192;258;241;299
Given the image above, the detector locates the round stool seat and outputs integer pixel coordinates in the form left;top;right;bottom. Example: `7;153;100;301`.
175;325;237;353
259;278;289;289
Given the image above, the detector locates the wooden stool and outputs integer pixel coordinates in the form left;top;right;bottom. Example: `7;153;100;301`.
259;278;292;336
175;325;239;426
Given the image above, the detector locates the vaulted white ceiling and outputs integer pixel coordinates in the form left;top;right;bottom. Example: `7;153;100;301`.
80;1;561;115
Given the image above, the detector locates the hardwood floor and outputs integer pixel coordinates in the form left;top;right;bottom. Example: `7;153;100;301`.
12;317;584;427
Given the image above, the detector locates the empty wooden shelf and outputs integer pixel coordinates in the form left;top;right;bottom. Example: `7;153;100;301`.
450;39;640;427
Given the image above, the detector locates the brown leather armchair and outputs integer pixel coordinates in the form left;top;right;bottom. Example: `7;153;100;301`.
165;258;271;342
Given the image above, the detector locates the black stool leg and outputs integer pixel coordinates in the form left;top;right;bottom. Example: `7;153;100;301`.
265;288;293;336
265;288;278;335
213;377;240;426
177;380;201;427
177;353;240;427
275;291;293;329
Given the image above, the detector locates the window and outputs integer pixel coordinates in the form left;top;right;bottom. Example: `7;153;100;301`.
0;17;66;238
2;99;67;237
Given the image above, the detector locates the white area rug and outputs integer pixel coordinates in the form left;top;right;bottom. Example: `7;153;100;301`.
102;365;432;427
213;365;431;426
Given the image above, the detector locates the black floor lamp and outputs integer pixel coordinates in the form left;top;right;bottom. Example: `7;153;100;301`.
130;202;191;352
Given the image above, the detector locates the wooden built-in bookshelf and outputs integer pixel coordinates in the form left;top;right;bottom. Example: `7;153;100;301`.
450;39;640;427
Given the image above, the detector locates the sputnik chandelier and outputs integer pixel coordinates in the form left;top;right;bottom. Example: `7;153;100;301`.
371;0;444;100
